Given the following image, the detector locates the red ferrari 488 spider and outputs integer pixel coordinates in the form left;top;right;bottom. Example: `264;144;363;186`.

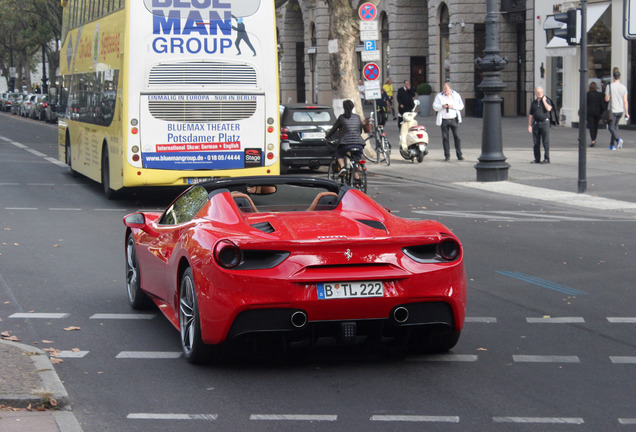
124;176;466;363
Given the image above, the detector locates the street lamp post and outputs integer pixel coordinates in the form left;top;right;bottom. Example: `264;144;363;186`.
474;0;510;182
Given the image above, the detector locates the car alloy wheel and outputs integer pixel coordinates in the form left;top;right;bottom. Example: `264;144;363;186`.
125;234;151;310
179;268;214;364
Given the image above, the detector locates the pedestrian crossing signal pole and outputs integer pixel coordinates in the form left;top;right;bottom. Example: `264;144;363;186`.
578;1;588;193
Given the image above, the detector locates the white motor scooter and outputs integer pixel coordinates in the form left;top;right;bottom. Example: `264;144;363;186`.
399;100;428;163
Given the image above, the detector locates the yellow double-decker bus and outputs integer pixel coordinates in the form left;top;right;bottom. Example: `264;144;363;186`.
58;0;280;198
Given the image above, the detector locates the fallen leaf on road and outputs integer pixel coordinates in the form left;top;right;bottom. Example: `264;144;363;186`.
42;340;55;344
71;348;80;352
3;335;20;342
64;326;81;331
50;358;64;364
0;331;10;337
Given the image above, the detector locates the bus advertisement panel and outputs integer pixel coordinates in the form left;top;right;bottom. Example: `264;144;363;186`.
59;0;279;196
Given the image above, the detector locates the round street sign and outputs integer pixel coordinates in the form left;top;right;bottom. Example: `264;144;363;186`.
363;62;380;81
359;2;377;21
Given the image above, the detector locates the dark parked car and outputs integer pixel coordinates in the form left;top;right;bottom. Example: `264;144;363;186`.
45;95;59;123
280;104;336;174
30;94;48;120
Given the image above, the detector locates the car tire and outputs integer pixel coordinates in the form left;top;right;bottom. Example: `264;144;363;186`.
125;233;152;310
407;328;460;354
179;268;220;364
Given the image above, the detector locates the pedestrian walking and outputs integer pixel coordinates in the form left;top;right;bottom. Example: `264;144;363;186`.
433;81;464;161
528;86;554;164
358;79;366;106
586;81;605;147
605;68;629;150
383;78;397;120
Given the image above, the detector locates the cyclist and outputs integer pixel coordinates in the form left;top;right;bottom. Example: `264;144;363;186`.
326;99;365;176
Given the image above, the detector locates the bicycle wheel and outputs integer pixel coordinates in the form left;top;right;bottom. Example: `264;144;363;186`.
351;162;367;193
327;158;339;181
363;135;377;163
381;136;391;166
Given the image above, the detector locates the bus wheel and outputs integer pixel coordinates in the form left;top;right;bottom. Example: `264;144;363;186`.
65;134;78;178
101;146;117;200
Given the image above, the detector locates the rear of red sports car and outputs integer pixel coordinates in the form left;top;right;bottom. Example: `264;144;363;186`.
189;185;466;355
125;177;467;362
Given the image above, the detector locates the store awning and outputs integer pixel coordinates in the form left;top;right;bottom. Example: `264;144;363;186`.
545;2;610;56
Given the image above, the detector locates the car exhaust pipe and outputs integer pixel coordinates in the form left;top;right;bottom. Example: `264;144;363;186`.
291;311;308;328
308;160;320;170
393;306;409;324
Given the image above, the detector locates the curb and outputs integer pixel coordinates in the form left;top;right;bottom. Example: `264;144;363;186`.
0;339;69;408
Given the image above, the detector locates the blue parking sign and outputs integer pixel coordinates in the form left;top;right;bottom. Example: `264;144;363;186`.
364;40;376;51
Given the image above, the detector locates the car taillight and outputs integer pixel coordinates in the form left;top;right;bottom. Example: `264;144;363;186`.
438;238;461;261
280;127;289;140
42;103;48;108
214;240;242;269
416;133;424;139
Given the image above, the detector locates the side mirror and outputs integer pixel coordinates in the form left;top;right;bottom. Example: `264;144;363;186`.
413;99;421;107
123;213;146;229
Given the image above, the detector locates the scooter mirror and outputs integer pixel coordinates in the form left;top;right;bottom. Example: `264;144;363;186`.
413;99;420;107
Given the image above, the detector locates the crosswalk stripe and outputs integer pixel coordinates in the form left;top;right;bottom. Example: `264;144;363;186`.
9;313;69;319
127;413;217;420
90;314;156;320
513;355;580;363
371;415;459;422
250;414;337;421
493;417;584;424
116;351;181;359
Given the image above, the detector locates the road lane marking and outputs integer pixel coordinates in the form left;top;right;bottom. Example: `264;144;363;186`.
371;415;459;422
45;157;67;167
608;317;636;323
27;183;55;186
10;313;69;319
5;207;38;210
465;317;497;323
610;356;636;364
57;351;89;358
497;271;586;295
90;313;156;320
407;354;479;362
250;414;337;421
526;317;585;323
116;351;182;359
493;417;584;424
127;413;217;420
50;208;82;211
620;418;636;424
26;148;47;157
513;355;580;363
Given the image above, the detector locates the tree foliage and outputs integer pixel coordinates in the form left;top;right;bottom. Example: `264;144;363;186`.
0;0;62;91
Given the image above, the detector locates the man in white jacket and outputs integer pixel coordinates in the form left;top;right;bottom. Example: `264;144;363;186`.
433;81;465;161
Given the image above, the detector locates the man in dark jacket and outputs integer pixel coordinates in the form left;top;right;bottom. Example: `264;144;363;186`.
528;86;554;164
397;80;416;128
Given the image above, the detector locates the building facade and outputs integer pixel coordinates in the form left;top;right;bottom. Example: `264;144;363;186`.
277;0;532;117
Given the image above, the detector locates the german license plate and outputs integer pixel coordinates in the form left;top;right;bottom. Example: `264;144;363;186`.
317;281;383;299
302;132;325;140
186;177;216;184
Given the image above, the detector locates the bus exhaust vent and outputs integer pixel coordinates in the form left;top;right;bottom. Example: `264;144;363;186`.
148;100;257;122
148;61;257;87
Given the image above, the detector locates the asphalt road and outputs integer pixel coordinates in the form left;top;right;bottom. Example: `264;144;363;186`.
1;112;635;431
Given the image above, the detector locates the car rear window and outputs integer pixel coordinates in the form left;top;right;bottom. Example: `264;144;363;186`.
291;110;333;123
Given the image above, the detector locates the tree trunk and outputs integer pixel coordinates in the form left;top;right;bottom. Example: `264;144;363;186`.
327;0;362;115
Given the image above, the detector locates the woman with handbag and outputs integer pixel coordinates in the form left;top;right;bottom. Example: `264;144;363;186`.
587;82;605;147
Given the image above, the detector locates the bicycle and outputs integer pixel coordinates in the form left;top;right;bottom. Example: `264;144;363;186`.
327;142;368;193
363;112;391;166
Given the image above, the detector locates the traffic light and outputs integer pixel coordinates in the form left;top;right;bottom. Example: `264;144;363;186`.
553;9;578;45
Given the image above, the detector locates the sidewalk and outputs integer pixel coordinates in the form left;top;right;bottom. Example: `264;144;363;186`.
369;115;636;210
0;341;83;431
